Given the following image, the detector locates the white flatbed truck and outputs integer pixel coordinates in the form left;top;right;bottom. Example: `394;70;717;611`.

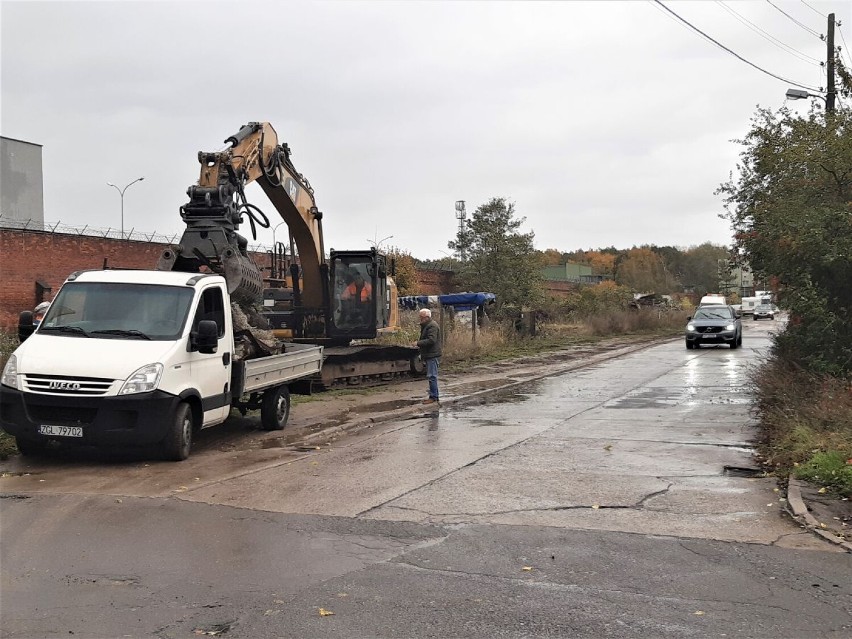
0;269;323;460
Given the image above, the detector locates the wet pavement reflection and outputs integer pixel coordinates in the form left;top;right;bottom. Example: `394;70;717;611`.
175;325;812;544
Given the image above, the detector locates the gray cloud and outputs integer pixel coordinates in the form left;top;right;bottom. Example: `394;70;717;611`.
2;1;848;258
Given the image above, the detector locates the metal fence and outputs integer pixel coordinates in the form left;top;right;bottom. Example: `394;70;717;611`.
0;215;274;254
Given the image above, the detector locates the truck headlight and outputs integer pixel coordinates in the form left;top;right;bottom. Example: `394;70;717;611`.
1;355;19;389
725;323;735;331
686;324;696;332
119;363;163;395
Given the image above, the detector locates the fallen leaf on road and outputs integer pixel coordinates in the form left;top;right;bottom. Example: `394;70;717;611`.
318;608;335;616
591;504;600;509
603;444;613;451
818;487;827;494
521;566;533;572
694;610;705;616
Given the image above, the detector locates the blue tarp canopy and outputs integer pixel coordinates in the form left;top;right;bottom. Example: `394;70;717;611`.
398;292;496;312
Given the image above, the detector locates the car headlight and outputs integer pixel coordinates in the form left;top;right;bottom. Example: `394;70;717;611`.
1;355;19;389
119;363;163;395
725;323;736;331
686;324;696;332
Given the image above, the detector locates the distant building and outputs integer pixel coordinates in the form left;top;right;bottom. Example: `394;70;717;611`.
718;260;756;297
1;136;44;229
542;262;604;285
542;262;606;298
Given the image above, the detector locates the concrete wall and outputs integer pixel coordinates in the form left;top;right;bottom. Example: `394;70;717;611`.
1;137;44;227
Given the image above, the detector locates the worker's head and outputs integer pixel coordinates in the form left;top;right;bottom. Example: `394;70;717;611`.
353;271;364;284
33;301;50;327
419;308;431;324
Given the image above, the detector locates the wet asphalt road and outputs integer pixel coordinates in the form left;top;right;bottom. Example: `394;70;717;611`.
2;318;851;638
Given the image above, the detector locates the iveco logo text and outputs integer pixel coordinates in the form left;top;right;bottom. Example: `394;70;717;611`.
49;381;81;390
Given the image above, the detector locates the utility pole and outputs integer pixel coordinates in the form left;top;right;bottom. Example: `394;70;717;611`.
826;13;835;113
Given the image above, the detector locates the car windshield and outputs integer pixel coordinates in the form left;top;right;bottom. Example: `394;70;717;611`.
38;282;195;341
693;308;732;320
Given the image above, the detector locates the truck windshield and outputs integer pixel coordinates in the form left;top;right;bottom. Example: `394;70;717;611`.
38;282;195;341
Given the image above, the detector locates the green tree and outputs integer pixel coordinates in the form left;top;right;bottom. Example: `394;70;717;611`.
449;197;543;310
385;247;418;296
680;243;731;296
718;106;852;375
614;247;669;293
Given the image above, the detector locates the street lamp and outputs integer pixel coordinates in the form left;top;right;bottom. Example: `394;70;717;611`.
106;177;145;239
272;221;287;247
785;88;827;104
368;235;393;251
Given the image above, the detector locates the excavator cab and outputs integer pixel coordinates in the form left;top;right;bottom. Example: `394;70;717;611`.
328;249;391;341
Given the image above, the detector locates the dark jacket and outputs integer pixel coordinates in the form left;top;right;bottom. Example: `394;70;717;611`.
417;319;442;359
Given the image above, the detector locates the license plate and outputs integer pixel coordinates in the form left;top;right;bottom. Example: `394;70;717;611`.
38;425;83;437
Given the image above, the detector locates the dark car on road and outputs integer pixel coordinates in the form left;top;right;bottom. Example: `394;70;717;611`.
685;304;742;349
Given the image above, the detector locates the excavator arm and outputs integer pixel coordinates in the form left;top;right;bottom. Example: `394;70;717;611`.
158;122;326;309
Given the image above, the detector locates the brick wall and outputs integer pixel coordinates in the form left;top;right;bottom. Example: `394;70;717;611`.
0;230;171;328
415;268;456;295
1;229;457;329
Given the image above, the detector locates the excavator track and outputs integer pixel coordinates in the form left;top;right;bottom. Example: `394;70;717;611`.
312;345;424;390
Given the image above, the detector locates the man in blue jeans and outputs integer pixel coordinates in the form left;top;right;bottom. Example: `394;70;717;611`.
415;308;442;404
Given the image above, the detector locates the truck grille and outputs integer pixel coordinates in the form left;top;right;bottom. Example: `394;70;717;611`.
27;405;98;425
22;374;115;396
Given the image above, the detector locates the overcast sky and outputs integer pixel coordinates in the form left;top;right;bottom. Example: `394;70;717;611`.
2;1;850;260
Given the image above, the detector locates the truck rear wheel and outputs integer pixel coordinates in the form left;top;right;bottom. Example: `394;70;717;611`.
162;401;193;461
261;385;290;431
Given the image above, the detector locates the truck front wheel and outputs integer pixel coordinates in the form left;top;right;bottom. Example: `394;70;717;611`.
261;385;290;431
162;401;194;461
16;436;47;457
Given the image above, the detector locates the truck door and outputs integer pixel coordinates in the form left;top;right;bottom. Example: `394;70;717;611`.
189;286;231;426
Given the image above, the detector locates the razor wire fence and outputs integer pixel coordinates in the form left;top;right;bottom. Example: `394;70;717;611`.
0;215;275;254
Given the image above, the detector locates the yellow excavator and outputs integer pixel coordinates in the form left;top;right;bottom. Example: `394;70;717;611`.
157;122;420;387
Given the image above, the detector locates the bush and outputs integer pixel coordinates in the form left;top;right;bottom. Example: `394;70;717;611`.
752;353;852;496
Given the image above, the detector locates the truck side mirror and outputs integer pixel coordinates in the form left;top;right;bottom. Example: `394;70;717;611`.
18;311;35;343
194;320;219;354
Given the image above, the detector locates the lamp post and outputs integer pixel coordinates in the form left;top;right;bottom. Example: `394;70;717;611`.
272;221;287;247
107;177;145;239
785;88;830;110
368;235;393;251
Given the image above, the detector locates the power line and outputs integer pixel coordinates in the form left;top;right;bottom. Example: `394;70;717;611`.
836;20;852;68
765;0;823;39
716;1;822;65
799;0;827;20
652;1;823;93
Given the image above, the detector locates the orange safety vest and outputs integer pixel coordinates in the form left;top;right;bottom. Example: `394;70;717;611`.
344;281;372;302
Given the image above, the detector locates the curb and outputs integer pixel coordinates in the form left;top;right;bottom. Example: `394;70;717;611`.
785;475;852;552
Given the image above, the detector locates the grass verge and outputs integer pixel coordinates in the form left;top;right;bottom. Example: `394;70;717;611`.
752;355;852;497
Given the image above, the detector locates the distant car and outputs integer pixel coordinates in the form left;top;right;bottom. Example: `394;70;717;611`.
753;303;776;320
698;294;727;307
685;304;742;349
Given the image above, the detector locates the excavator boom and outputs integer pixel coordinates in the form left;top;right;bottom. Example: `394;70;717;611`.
158;122;420;383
